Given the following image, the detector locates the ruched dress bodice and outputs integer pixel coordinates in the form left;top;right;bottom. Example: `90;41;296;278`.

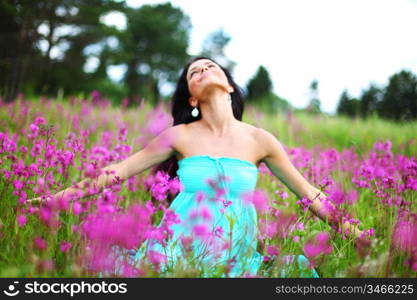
176;155;258;195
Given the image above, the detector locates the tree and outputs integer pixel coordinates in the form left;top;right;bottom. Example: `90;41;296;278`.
305;79;321;114
0;0;51;102
200;28;235;72
246;65;289;113
45;1;125;96
0;0;125;102
336;89;360;118
377;70;417;122
0;1;192;106
119;3;191;105
246;66;272;100
358;83;383;119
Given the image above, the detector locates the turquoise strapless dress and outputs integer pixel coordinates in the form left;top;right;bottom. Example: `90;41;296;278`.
127;155;319;278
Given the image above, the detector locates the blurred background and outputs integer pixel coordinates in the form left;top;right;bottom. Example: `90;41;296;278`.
1;0;417;121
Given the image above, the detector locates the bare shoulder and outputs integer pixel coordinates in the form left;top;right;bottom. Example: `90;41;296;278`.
238;121;261;136
250;126;282;160
253;126;276;142
163;123;187;145
162;124;189;157
237;122;274;160
157;124;181;140
149;124;186;154
169;123;186;135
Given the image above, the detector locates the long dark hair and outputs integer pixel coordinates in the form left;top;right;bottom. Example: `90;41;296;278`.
151;56;245;203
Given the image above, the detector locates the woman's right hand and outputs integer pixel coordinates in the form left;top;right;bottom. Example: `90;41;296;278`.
26;196;50;206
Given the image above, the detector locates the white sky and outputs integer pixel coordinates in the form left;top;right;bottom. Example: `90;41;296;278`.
103;0;417;114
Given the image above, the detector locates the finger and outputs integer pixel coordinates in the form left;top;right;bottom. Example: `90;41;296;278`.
26;199;40;205
27;197;44;206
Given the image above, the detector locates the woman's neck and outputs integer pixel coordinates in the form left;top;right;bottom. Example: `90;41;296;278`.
198;90;236;138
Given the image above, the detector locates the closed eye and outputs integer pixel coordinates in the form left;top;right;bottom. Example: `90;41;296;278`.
189;62;216;78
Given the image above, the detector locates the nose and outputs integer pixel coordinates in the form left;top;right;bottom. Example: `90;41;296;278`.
201;65;209;73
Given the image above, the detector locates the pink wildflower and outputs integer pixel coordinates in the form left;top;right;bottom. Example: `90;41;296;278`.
242;189;269;213
60;241;72;253
17;215;27;227
34;237;47;250
303;231;333;261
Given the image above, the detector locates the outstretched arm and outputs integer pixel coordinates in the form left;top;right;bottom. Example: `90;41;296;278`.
256;128;364;239
27;125;180;205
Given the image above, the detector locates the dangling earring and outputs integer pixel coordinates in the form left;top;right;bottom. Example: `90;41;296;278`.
228;94;232;104
191;106;199;117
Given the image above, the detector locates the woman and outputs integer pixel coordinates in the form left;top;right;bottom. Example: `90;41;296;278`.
28;56;365;277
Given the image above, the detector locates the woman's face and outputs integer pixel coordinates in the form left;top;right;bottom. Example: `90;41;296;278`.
186;59;233;100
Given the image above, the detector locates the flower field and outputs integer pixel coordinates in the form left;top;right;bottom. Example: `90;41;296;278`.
1;94;416;277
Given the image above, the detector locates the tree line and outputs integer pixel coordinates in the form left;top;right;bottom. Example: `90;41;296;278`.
336;70;417;122
0;0;194;106
0;0;256;108
1;0;415;122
